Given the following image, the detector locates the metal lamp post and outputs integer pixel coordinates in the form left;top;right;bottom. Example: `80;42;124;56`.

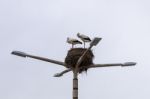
11;37;136;99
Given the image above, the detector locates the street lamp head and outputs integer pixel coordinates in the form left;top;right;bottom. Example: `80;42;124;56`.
122;62;137;66
11;51;27;57
90;37;102;47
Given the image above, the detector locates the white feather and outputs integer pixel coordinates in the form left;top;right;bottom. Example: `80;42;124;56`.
67;37;82;45
77;33;91;42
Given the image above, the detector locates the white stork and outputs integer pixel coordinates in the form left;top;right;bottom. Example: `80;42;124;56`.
77;33;91;48
67;37;82;48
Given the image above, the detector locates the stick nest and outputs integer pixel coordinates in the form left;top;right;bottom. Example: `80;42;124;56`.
65;48;94;73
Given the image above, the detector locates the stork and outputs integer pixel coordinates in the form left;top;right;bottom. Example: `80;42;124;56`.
77;33;91;48
67;37;82;48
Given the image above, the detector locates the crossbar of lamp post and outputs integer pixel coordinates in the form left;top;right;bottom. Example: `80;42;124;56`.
89;62;136;68
53;62;136;77
11;51;66;67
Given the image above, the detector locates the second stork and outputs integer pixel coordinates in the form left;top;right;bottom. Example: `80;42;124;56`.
67;37;82;48
77;33;91;48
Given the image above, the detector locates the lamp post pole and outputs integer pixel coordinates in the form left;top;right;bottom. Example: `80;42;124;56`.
72;37;102;99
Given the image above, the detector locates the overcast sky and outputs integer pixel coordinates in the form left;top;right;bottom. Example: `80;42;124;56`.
0;0;150;99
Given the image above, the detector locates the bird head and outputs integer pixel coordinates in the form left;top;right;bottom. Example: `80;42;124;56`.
77;33;80;37
67;37;69;42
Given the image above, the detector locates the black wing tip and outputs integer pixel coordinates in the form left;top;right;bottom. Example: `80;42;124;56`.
74;40;82;44
84;38;91;41
79;42;82;44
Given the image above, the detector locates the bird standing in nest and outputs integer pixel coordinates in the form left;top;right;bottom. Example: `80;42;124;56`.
77;33;91;48
67;37;82;48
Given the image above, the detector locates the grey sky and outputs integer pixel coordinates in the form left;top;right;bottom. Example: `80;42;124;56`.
0;0;150;99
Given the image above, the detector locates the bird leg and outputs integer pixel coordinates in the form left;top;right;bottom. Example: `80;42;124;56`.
53;68;72;77
84;42;85;48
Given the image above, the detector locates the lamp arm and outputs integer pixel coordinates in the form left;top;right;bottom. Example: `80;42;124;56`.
26;54;66;67
53;68;72;77
11;51;66;67
87;62;136;68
